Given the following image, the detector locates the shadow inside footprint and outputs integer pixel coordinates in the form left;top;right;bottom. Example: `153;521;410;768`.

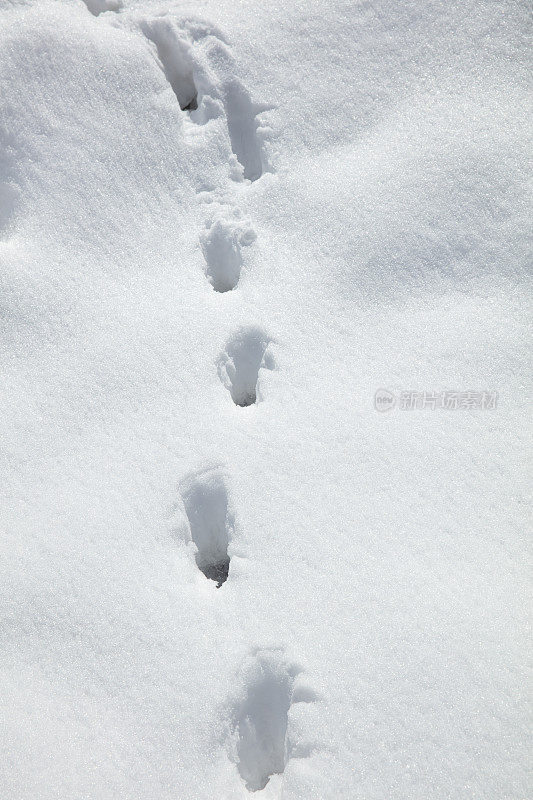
82;0;121;15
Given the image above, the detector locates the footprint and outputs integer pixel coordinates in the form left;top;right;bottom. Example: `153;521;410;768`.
83;0;122;15
0;128;19;237
201;37;272;181
200;210;256;292
0;181;17;238
179;466;234;587
138;14;272;179
221;78;272;182
140;17;200;112
218;327;273;407
227;650;318;792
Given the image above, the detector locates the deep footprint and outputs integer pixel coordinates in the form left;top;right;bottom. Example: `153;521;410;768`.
140;17;199;111
222;76;270;182
200;211;256;292
139;15;271;178
218;327;273;407
202;37;272;181
229;650;317;792
179;466;233;587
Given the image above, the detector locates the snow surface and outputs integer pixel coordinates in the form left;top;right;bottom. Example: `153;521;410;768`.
0;0;530;798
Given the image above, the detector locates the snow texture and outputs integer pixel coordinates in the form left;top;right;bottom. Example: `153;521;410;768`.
0;0;530;798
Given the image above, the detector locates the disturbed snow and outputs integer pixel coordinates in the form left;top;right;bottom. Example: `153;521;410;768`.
0;0;530;798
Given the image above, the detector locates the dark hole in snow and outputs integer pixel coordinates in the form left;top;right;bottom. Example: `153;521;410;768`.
235;392;256;408
202;559;230;588
182;94;198;112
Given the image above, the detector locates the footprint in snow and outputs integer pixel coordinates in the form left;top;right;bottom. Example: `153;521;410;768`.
140;16;201;113
179;465;234;587
226;649;319;792
200;209;256;292
218;327;274;407
139;13;272;180
82;0;122;15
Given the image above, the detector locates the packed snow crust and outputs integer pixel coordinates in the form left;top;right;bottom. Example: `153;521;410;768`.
0;0;530;798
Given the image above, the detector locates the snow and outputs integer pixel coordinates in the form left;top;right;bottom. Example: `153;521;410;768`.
0;0;530;798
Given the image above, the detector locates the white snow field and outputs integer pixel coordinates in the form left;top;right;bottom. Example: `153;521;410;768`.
0;0;530;797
